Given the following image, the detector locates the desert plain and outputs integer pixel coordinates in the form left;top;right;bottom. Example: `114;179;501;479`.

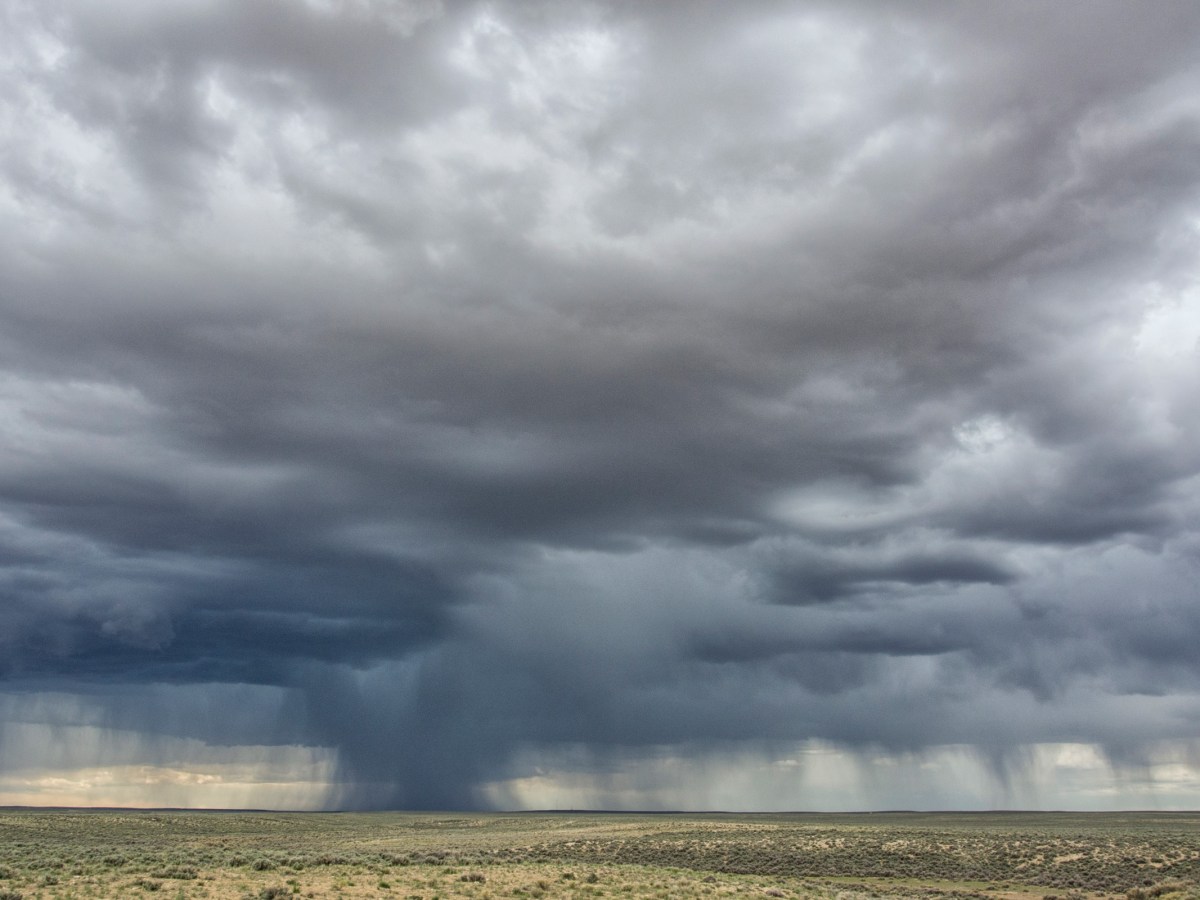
2;810;1199;900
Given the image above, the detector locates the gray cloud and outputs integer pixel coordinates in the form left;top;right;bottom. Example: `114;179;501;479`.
1;0;1200;809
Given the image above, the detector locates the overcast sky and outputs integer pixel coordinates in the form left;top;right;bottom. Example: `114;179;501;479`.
2;0;1200;811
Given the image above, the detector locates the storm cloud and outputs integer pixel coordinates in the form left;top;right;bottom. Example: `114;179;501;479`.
2;0;1200;810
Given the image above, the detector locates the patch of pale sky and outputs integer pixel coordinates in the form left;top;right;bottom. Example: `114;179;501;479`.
1135;277;1200;360
772;479;915;534
0;732;337;809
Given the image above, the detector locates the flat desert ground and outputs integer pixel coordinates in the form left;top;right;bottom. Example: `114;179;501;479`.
2;810;1198;900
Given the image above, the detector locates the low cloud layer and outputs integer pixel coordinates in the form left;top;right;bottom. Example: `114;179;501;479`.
2;0;1199;809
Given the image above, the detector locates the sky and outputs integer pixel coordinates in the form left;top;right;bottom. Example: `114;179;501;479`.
1;0;1200;811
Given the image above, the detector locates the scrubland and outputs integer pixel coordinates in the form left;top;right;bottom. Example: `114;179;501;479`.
1;810;1199;900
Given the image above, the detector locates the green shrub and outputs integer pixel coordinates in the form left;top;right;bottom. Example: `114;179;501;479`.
151;867;198;880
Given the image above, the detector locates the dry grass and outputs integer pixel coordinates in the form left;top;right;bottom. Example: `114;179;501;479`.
1;810;1198;900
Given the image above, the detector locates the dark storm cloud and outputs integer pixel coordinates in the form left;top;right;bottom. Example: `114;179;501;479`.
2;0;1200;808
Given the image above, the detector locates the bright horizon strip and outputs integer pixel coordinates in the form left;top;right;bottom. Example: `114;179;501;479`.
4;727;1200;811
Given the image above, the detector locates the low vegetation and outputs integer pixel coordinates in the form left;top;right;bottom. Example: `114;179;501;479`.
0;810;1198;900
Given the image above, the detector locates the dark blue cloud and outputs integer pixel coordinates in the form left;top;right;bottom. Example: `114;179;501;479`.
1;0;1199;809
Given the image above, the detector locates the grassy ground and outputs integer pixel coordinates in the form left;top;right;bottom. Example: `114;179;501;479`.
1;810;1198;900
